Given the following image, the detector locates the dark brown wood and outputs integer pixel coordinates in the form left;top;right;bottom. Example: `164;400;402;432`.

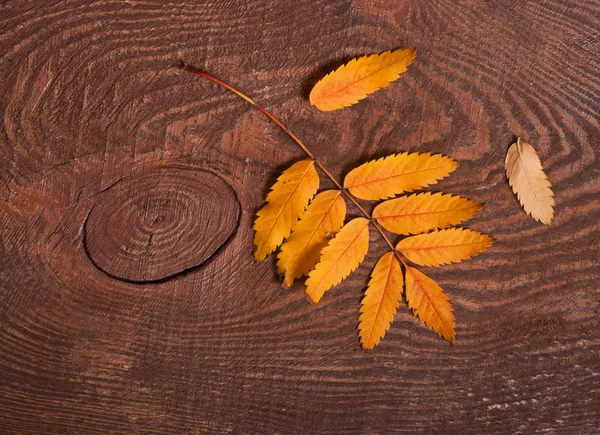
85;166;240;282
0;1;598;434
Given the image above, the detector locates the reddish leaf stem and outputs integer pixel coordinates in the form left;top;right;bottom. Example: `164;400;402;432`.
180;63;398;255
182;65;314;160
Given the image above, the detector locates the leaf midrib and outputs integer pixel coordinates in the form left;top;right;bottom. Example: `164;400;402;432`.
348;164;451;189
377;203;480;219
401;240;487;251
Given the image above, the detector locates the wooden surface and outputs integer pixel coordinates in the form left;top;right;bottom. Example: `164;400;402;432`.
0;1;598;434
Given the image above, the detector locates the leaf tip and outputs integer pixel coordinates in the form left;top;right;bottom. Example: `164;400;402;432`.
253;247;267;262
306;288;322;304
360;341;375;351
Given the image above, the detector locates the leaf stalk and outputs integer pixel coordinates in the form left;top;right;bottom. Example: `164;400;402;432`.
180;64;399;255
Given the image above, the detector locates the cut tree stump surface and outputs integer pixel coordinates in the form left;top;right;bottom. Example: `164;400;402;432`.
0;1;598;434
84;166;240;282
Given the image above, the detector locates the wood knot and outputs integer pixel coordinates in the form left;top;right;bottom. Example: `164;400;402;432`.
84;167;240;283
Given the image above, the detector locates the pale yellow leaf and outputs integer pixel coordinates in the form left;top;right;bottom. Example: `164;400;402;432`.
253;160;319;261
344;152;458;200
277;190;346;286
309;48;416;111
359;252;403;349
405;265;455;344
397;228;493;267
305;218;370;303
505;138;555;225
373;192;483;235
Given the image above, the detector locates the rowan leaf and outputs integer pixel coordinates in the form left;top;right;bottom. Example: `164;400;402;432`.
253;160;320;261
277;190;346;286
397;228;493;267
505;138;555;225
309;49;416;112
373;192;483;235
187;66;498;349
359;252;403;349
344;152;457;200
305;218;370;303
405;265;455;344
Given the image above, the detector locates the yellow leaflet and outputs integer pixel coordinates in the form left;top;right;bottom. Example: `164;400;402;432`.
277;190;346;286
359;252;403;350
310;48;416;111
253;160;319;261
405;265;455;344
305;218;370;303
344;152;457;200
373;192;482;235
397;228;493;267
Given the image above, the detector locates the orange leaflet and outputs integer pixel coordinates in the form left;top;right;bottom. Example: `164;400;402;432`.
373;192;482;235
277;190;346;286
358;252;403;349
253;160;319;261
305;218;370;303
397;228;493;267
309;48;416;111
344;152;457;200
404;265;455;344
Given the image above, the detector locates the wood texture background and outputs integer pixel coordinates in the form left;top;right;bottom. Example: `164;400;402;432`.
1;1;599;433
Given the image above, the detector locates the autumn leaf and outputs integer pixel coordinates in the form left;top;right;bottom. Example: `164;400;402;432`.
277;190;346;286
184;66;495;347
344;152;457;200
253;160;320;261
306;218;370;303
359;252;403;349
309;48;416;111
505;138;555;225
397;228;492;267
373;192;482;235
404;265;455;343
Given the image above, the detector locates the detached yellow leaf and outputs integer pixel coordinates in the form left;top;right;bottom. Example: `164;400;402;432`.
277;190;346;286
397;228;492;267
359;252;403;349
344;152;457;200
309;48;416;111
306;218;370;303
253;160;319;261
373;192;482;235
405;265;455;343
505;138;555;225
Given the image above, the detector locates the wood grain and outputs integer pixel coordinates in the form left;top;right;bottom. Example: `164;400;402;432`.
0;0;598;434
85;166;240;282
